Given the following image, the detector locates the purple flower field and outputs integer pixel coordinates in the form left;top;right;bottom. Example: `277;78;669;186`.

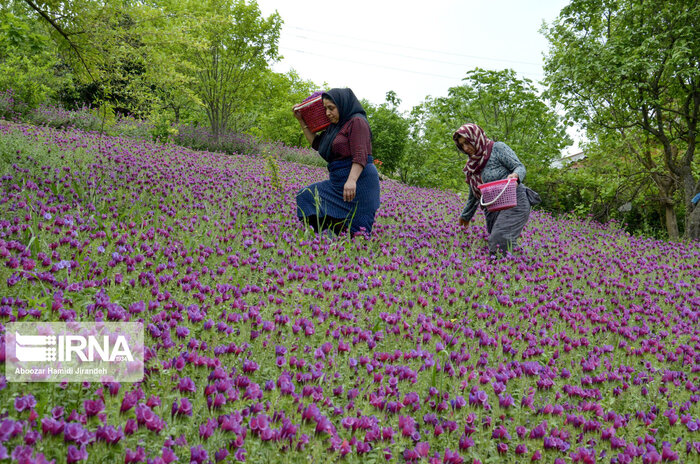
0;123;699;463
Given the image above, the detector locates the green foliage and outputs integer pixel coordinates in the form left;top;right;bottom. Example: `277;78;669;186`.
147;111;177;143
246;69;321;147
405;68;571;193
363;91;410;175
170;0;282;138
542;0;700;238
0;9;60;112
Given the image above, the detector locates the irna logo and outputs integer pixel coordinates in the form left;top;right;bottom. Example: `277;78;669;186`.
14;333;135;363
6;322;144;383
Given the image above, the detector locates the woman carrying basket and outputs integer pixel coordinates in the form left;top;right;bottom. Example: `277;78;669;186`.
294;88;381;236
454;123;540;256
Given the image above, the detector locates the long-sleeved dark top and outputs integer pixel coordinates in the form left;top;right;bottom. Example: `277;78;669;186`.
312;117;371;167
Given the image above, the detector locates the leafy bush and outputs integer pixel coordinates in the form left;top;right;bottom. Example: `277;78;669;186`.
29;104;103;131
111;114;153;140
0;89;27;121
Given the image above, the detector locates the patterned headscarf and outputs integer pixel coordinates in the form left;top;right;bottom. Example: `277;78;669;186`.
453;123;495;196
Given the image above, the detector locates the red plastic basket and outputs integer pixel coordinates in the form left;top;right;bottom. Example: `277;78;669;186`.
478;178;517;212
294;95;330;133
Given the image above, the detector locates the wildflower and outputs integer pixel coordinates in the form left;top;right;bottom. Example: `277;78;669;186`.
14;395;37;412
93;424;121;445
125;447;146;463
190;445;208;464
66;445;88;463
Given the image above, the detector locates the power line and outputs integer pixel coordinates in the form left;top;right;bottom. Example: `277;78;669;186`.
278;46;544;82
287;33;529;69
285;25;544;68
279;46;467;80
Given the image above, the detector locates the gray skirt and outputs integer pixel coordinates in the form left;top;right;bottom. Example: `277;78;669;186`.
483;184;540;254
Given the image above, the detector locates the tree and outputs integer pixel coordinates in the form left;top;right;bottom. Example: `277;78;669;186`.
363;91;410;175
0;7;58;112
542;0;700;239
406;68;570;194
548;129;670;238
244;69;320;146
14;0;195;119
173;0;281;139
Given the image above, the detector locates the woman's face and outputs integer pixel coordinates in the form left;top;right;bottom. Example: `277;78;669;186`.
457;136;476;156
323;98;340;124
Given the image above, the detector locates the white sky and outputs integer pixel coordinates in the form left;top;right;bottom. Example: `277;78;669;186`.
258;0;570;109
258;0;582;152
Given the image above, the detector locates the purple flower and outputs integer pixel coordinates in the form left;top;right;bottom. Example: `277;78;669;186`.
177;377;196;394
125;447;146;463
661;446;679;461
175;325;190;339
498;394;514;408
14;394;36;412
83;399;104;417
41;417;65;436
120;391;139;412
124;419;138;435
242;359;259;373
190;445;208;464
215;448;229;462
64;423;88;444
161;447;178;464
67;445;88;463
459;434;474;450
96;425;124;444
179;398;193;416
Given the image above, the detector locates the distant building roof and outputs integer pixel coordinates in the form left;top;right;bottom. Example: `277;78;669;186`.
551;150;585;169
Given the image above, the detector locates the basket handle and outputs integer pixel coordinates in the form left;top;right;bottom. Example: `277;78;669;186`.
293;96;322;111
479;177;514;207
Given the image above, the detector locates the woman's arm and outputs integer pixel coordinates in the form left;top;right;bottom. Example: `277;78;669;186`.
497;143;526;182
344;118;372;202
344;163;364;202
459;187;478;226
293;108;316;145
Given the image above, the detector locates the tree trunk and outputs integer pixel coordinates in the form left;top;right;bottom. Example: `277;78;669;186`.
680;167;700;240
663;203;680;240
687;206;700;241
650;172;679;240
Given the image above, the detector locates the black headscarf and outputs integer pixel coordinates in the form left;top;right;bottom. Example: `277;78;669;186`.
317;88;371;162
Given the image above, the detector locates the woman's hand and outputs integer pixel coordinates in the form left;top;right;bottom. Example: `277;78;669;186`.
293;107;304;123
295;107;316;145
507;173;519;181
343;179;357;202
459;217;470;228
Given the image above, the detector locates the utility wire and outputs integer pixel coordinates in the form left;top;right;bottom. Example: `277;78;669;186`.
286;25;544;67
287;33;540;69
279;47;468;80
279;46;544;81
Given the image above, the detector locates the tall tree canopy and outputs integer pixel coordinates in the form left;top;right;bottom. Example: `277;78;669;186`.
13;0;196;116
171;0;281;138
406;68;570;194
363;91;410;176
0;6;58;111
543;0;700;239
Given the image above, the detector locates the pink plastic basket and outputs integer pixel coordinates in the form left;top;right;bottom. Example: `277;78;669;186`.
478;178;517;212
294;94;330;133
